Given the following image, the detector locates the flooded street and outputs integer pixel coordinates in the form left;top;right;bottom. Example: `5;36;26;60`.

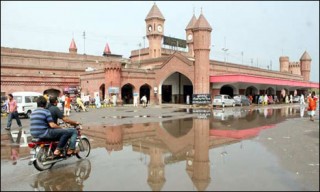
1;104;319;191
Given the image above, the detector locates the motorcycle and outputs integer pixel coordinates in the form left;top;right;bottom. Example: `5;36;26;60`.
28;124;91;171
30;159;91;191
71;102;88;112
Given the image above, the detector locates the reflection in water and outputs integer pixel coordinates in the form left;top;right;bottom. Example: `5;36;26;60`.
81;106;302;191
1;128;32;165
30;160;91;191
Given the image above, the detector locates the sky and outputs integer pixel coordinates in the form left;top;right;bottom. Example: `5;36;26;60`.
1;1;319;82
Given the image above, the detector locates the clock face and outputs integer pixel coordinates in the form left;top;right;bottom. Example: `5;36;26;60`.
157;25;162;32
188;34;193;41
148;25;152;32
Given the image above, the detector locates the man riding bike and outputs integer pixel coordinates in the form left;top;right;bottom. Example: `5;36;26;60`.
30;96;78;157
47;96;80;155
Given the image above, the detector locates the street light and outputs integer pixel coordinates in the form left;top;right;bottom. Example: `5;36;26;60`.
222;48;229;72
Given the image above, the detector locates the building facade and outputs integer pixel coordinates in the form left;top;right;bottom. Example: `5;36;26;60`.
1;3;318;104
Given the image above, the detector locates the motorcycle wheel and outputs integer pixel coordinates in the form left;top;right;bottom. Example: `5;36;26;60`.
76;138;91;159
34;147;55;171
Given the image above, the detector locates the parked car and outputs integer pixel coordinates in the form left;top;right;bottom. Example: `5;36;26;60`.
12;92;42;118
233;95;251;106
212;94;235;107
292;96;300;103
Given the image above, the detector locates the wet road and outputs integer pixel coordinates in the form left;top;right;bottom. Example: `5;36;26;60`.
1;104;319;191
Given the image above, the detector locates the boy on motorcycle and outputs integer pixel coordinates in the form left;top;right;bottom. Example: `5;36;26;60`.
47;96;80;155
30;96;78;157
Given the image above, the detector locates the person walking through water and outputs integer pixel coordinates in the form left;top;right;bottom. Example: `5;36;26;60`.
5;94;22;130
307;91;317;121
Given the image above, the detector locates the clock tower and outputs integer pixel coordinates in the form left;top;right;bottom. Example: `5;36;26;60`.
192;12;212;94
145;3;165;58
185;14;197;57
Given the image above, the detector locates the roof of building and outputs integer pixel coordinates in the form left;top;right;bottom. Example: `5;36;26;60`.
185;14;197;30
193;13;212;30
145;3;165;21
69;38;77;50
300;51;312;61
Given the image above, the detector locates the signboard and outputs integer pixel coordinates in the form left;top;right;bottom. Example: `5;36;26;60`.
192;94;211;104
108;87;119;94
63;86;78;94
163;36;187;48
191;108;212;119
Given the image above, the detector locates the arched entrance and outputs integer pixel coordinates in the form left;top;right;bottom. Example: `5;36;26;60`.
99;84;105;100
121;84;134;104
140;84;151;103
266;87;275;95
161;72;193;104
220;85;234;97
245;86;259;103
245;86;258;96
44;88;61;97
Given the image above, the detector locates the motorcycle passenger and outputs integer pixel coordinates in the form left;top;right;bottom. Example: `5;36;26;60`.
47;96;80;155
30;96;76;157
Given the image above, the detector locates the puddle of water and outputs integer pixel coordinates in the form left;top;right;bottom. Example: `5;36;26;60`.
2;105;316;191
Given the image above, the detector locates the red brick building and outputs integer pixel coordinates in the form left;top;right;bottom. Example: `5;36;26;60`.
1;3;318;104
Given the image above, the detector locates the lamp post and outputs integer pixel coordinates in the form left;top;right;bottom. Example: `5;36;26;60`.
222;37;228;72
222;48;229;72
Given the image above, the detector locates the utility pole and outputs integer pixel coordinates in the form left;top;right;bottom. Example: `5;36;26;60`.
83;31;86;54
143;36;146;48
270;60;272;70
251;58;253;66
241;51;244;65
138;43;141;66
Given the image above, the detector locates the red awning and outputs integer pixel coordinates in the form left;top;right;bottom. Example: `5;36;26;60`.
210;74;319;88
209;125;275;139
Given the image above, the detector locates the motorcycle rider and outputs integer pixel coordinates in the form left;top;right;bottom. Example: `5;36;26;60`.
47;96;80;155
30;96;77;157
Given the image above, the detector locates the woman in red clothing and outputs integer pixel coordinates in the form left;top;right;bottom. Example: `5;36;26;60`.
307;91;317;121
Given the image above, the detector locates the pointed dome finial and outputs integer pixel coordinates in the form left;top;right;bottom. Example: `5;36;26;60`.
103;43;111;56
145;2;165;21
69;38;77;53
193;6;195;15
201;7;203;14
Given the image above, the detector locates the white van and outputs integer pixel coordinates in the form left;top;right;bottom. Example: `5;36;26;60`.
12;92;42;118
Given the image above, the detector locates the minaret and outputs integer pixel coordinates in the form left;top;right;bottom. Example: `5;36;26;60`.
103;43;111;56
300;51;312;81
279;56;289;72
147;147;165;191
192;10;212;94
69;38;77;54
191;118;211;191
145;3;165;58
185;13;197;57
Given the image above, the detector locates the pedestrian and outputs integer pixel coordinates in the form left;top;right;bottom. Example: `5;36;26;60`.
112;94;117;107
95;94;101;108
141;95;147;107
60;93;65;112
64;93;71;116
133;94;138;107
300;93;305;105
5;94;22;130
285;95;289;104
76;95;87;112
264;93;268;105
289;94;293;104
307;91;317;121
